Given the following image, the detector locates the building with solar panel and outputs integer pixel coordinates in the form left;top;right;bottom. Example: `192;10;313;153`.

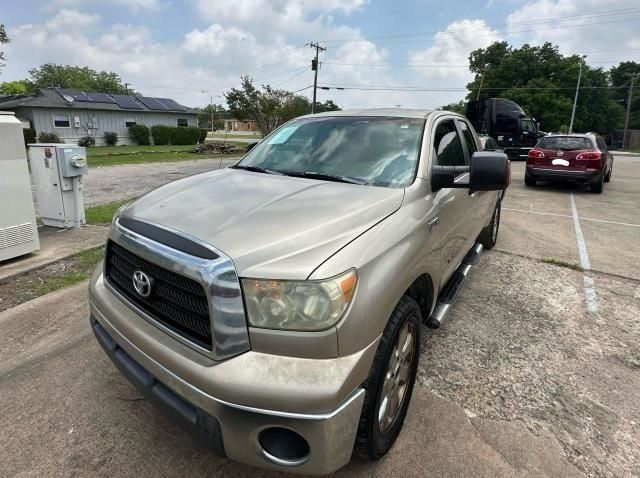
0;88;198;145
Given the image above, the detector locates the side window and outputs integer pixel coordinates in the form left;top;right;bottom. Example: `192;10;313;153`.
596;137;607;151
458;120;477;158
433;120;466;167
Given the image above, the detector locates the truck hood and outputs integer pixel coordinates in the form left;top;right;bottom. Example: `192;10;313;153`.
122;168;404;279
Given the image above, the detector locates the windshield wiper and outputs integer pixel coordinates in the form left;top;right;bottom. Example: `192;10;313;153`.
232;164;283;175
282;171;367;185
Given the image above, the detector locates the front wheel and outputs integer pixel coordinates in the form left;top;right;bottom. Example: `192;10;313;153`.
478;199;501;250
605;166;612;183
355;296;421;460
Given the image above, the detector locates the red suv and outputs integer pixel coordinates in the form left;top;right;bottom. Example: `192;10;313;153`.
525;133;613;193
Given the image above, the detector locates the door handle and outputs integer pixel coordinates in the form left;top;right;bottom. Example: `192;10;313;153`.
428;217;439;232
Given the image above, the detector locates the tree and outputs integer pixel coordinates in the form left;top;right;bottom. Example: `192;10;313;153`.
194;103;227;129
465;42;624;134
438;100;466;114
225;77;340;136
26;63;131;93
610;61;640;129
0;24;9;73
0;79;30;95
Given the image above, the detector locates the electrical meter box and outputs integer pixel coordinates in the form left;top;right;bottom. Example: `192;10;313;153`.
29;144;88;229
0;112;40;261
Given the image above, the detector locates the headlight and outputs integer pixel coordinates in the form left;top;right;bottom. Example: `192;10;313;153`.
113;201;132;222
242;270;357;331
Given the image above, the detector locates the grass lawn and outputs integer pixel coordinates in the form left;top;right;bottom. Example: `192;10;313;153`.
85;198;135;224
86;143;245;167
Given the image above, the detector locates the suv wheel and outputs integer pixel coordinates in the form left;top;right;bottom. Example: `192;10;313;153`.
524;174;536;187
605;166;612;183
591;174;604;193
478;200;501;250
355;295;421;460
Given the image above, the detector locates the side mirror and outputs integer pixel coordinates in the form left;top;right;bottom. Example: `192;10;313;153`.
245;142;258;152
469;152;510;192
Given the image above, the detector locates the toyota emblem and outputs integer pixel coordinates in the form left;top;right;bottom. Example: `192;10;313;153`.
132;270;153;298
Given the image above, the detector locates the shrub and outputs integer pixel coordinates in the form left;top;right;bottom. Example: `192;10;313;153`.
104;131;118;146
128;124;150;145
199;128;209;143
23;128;36;145
170;126;201;145
78;136;96;147
38;131;62;143
151;125;172;145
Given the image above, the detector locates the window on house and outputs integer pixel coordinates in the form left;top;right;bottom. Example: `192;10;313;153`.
125;117;137;128
177;118;188;127
53;114;71;128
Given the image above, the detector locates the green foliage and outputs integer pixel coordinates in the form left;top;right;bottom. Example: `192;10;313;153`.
0;24;8;72
438;100;466;114
199;128;209;143
151;125;172;145
85;199;134;224
78;136;96;147
103;131;118;146
151;125;200;145
1;79;30;95
23;128;36;145
315;99;341;113
128;124;150;145
465;42;624;134
195;103;227;129
610;61;640;129
38;131;61;143
26;63;132;94
225;76;341;136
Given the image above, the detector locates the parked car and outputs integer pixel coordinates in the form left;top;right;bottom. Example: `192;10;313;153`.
526;133;613;193
88;109;509;475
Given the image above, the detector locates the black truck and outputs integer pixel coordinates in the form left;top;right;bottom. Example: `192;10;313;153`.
466;98;544;160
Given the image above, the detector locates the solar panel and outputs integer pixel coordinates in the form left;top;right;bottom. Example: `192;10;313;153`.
86;92;116;103
137;96;170;110
58;89;89;102
156;98;187;111
112;94;144;110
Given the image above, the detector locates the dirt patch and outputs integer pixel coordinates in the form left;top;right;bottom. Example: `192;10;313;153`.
0;247;103;313
418;250;640;477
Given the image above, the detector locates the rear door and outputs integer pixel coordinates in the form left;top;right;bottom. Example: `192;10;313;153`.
430;117;477;286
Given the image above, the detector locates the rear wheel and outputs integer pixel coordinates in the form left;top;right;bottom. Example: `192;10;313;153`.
524;174;536;187
478;200;501;250
591;174;604;193
355;296;421;460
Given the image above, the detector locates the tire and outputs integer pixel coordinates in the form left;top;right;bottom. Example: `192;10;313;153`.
604;166;612;183
478;199;501;250
524;174;536;187
355;295;421;460
591;174;604;193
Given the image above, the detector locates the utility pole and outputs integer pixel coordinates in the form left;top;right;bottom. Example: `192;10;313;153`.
623;73;638;150
309;42;326;114
476;74;484;102
124;83;130;94
568;60;582;134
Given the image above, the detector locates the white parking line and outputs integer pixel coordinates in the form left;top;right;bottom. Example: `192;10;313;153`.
570;194;598;313
502;207;640;228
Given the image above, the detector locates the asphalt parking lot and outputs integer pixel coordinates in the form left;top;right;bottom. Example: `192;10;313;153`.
1;154;639;477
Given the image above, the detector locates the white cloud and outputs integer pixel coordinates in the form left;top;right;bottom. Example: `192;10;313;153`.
48;0;162;12
505;0;640;64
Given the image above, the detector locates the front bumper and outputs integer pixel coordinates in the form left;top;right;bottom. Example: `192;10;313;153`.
89;271;371;475
526;165;602;184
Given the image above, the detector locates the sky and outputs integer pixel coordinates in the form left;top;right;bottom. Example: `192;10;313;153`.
1;0;640;109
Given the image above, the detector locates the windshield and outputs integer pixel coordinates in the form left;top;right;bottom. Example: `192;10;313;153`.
538;136;593;151
521;119;536;133
237;116;425;187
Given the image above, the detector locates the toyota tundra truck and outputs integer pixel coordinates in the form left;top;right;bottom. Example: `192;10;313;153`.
89;109;509;474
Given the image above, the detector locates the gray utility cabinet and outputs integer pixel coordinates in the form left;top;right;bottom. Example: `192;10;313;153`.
29;144;88;229
0;111;40;261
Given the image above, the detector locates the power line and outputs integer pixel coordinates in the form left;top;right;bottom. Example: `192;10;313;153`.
274;67;308;88
318;84;631;92
320;6;640;45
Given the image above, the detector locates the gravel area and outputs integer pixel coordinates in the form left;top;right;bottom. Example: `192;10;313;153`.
418;250;640;477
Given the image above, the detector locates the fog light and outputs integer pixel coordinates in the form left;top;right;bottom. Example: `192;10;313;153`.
258;427;310;467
